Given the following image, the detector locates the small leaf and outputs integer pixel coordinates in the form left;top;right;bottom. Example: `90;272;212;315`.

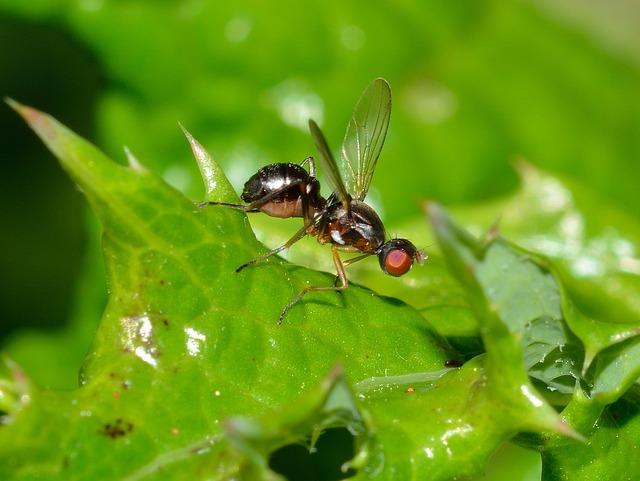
355;356;574;481
447;163;640;365
586;336;640;405
426;202;581;436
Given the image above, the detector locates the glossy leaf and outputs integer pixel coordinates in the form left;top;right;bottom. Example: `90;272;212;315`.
1;102;455;480
427;204;586;399
1;102;596;481
540;388;640;481
586;336;640;406
355;356;563;481
420;200;640;480
449;164;640;364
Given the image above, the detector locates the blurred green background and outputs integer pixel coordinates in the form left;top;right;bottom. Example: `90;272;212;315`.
0;1;639;478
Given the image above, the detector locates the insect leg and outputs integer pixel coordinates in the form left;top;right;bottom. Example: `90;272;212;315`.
299;156;316;177
343;253;372;267
235;219;313;273
300;183;312;225
332;253;372;286
279;245;348;324
197;201;258;212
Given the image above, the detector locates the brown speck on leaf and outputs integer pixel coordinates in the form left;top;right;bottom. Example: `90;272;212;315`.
62;457;70;469
102;418;134;439
162;319;169;327
113;391;121;400
160;279;166;285
406;386;416;393
170;427;180;436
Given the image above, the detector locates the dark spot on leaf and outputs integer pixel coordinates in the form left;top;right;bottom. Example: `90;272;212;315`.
62;457;69;469
160;279;165;285
162;319;169;327
101;418;134;439
445;359;463;368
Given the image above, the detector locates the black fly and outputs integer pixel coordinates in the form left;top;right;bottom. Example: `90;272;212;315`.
201;78;426;322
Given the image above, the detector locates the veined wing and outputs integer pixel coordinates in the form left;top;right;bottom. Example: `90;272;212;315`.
308;119;350;211
340;78;391;200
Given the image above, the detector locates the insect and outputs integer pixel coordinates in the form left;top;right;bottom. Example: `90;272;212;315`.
203;78;425;322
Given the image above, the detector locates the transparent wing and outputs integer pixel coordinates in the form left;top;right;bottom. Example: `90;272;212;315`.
308;119;350;211
340;78;392;200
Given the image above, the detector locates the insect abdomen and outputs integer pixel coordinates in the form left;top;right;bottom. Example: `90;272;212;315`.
241;163;309;203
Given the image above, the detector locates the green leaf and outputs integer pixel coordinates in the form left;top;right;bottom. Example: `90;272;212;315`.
1;102;458;480
451;163;640;362
423;187;640;480
427;203;586;403
540;388;640;481
3;102;597;481
355;356;560;481
225;366;369;480
586;336;640;406
560;291;640;372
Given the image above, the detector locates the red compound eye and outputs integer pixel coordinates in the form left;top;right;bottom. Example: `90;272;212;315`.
384;249;413;277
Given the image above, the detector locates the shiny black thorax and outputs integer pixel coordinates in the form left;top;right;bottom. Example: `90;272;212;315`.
316;199;386;253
